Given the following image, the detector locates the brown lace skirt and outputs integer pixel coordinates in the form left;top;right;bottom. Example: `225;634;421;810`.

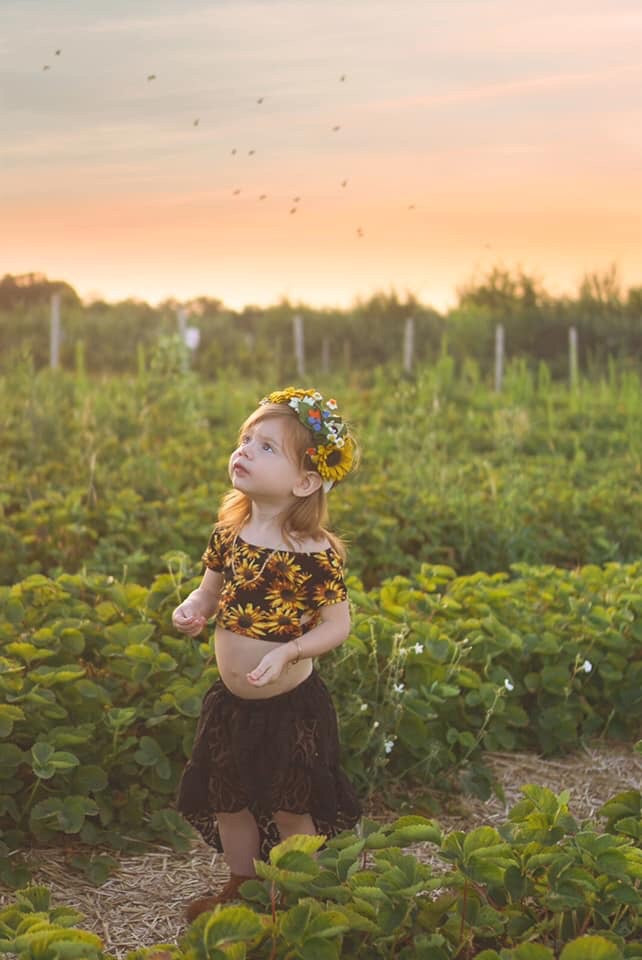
175;668;362;861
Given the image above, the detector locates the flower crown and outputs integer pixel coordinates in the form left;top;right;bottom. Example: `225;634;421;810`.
260;387;356;492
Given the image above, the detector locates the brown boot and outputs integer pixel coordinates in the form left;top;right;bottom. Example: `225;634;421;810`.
184;873;255;922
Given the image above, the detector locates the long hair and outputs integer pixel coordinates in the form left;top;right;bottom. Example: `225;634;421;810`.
217;404;353;559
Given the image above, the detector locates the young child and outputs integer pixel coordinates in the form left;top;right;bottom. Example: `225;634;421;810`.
172;387;362;921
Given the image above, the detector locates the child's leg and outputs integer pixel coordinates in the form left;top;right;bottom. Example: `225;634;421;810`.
273;810;316;840
216;808;260;875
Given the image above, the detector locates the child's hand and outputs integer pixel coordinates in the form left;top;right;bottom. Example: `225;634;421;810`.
172;602;207;637
246;647;291;686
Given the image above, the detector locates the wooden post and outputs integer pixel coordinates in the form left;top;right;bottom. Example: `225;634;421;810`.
177;307;189;370
494;323;504;392
569;325;578;390
177;307;187;339
343;338;351;372
403;317;414;374
321;337;330;374
293;314;305;378
50;292;61;368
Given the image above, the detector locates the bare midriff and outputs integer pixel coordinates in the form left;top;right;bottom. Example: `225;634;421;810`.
214;626;313;699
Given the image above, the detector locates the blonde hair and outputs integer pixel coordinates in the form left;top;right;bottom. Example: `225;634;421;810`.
217;403;350;559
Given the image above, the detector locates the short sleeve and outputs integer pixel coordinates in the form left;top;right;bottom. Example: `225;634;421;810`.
201;526;226;572
307;551;348;607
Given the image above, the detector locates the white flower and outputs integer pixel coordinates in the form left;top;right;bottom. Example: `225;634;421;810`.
413;643;424;654
384;739;395;754
302;395;316;406
581;659;592;674
393;682;405;694
312;391;323;401
398;646;409;657
326;398;338;410
503;678;514;692
334;436;345;447
360;702;368;711
373;721;380;729
288;398;300;410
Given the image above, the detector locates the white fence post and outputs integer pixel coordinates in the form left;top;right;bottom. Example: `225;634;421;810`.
494;323;504;392
569;325;578;389
403;316;414;374
50;292;61;368
293;314;305;378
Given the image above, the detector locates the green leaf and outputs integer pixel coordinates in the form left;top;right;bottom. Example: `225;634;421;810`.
202;905;262;948
271;833;327;865
559;935;623;960
0;704;24;738
299;939;341;960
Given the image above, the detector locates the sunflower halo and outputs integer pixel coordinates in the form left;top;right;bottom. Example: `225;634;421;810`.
259;386;356;491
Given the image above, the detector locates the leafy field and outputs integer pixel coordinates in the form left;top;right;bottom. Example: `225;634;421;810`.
1;347;641;587
1;352;641;957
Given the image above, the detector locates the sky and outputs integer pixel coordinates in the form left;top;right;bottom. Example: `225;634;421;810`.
2;0;641;312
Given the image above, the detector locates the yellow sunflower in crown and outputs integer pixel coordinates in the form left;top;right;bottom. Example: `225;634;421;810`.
310;435;356;484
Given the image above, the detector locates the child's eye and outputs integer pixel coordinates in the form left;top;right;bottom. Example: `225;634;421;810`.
240;435;251;445
262;442;273;452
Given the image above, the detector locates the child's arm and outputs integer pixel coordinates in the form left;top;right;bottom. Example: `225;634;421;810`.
246;600;350;686
172;569;222;637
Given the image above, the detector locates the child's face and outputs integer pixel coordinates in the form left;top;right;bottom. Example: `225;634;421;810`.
229;416;311;502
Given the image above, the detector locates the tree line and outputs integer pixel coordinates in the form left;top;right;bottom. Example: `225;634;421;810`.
1;265;640;379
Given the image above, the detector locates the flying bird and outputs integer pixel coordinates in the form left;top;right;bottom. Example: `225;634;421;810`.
55;49;61;55
356;227;364;238
339;74;346;82
259;194;267;200
332;125;341;132
233;189;241;195
408;204;416;210
257;97;264;104
341;179;348;188
289;207;297;215
147;74;156;81
42;64;51;70
193;119;200;126
292;196;301;203
231;148;237;155
248;149;255;155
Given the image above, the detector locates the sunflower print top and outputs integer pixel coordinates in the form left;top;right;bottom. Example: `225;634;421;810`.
202;525;348;642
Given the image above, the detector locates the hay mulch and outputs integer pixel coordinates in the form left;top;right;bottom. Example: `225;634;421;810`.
1;742;640;958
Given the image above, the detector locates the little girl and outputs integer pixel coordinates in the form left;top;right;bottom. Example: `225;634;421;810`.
172;387;362;921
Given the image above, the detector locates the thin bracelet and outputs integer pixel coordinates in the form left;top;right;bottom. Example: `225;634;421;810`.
291;638;302;665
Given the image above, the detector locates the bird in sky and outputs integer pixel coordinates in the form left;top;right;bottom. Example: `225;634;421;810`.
292;196;301;203
147;74;156;81
289;207;297;215
193;119;199;126
339;74;346;82
233;189;241;195
356;227;364;237
231;148;237;155
257;97;265;104
332;125;341;132
248;149;255;156
341;180;348;188
259;194;267;200
408;204;416;210
42;64;51;70
55;49;61;55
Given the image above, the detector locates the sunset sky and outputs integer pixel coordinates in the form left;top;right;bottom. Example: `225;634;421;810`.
2;0;641;311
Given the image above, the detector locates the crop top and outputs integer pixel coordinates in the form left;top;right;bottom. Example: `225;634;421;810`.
201;525;348;642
